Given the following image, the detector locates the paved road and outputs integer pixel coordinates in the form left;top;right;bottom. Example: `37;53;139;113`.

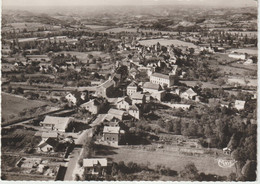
63;147;83;181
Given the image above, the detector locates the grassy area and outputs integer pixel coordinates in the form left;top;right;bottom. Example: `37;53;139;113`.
1;93;47;123
99;147;235;177
139;39;197;48
180;80;221;89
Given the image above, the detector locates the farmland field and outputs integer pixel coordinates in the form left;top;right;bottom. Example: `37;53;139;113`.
227;78;257;87
84;24;110;30
139;39;198;48
1;93;47;122
99;147;235;177
103;27;181;35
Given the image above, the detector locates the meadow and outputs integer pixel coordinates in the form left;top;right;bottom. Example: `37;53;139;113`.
1;93;47;122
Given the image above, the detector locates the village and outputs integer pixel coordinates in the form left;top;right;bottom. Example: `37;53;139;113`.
1;4;257;182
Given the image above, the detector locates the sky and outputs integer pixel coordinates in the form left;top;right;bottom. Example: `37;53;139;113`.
2;0;258;7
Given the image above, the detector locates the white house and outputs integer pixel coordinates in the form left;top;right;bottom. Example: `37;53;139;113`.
150;72;175;87
81;99;104;114
83;158;108;175
228;53;246;60
130;92;145;105
65;91;87;105
128;104;141;120
116;97;132;111
170;104;191;110
40;116;73;132
127;82;138;96
234;100;246;110
108;108;126;120
37;138;58;153
180;88;197;100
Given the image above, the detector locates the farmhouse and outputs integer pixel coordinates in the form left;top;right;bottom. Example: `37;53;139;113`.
103;126;121;146
150;72;175;87
131;92;145;105
81;98;105;114
40;116;73;132
83;158;108;176
37;138;58;153
129;104;142;120
108;108;126;120
127;81;138;96
96;79;115;98
116;97;132;110
65;91;87;105
234;100;246;110
143;82;162;93
180;88;197;100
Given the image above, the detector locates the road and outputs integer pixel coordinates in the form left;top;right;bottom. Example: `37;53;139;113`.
64;128;93;180
63;147;83;181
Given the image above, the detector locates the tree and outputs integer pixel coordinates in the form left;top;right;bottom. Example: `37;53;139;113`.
241;160;256;181
179;162;200;181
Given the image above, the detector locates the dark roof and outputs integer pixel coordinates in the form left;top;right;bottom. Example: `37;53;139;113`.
151;72;170;80
143;82;161;90
45;138;58;147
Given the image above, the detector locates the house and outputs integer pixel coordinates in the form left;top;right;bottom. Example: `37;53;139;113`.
131;92;145;105
129;104;141;120
37;138;58;153
41;132;59;141
96;79;115;98
40;116;73;132
65;91;87;105
81;99;101;114
116;97;132;110
142;82;165;101
228;53;246;60
26;55;50;62
170;104;191;110
83;158;108;176
127;82;138;96
180;88;197;100
103;126;121;146
108;108;126;120
234;100;246;110
150;72;175;87
143;82;162;94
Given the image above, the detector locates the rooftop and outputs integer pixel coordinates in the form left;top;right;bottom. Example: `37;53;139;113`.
143;82;161;90
103;126;120;134
108;108;126;116
83;158;108;167
41;116;72;130
151;72;170;80
131;92;144;100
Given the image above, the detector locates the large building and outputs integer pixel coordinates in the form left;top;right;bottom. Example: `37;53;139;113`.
150;72;175;87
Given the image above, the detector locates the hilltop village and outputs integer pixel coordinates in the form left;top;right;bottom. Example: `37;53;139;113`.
1;6;257;181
